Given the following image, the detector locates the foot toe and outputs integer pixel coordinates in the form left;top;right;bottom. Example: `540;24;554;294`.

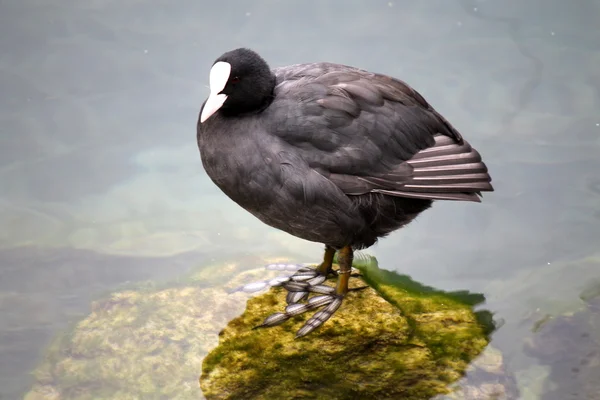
307;284;335;295
282;281;309;292
257;312;290;328
268;276;291;287
286;290;308;304
289;270;319;282
307;294;334;308
323;296;343;314
285;303;313;316
295;295;344;338
306;275;327;286
295;318;323;338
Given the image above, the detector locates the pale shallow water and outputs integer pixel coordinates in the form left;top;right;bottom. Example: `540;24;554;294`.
1;0;599;398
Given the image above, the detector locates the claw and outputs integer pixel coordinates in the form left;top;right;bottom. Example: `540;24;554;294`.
348;285;369;292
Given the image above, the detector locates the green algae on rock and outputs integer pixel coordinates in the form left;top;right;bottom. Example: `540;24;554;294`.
23;257;291;400
201;255;498;400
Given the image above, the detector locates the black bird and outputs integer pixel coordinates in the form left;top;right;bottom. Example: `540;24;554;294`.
197;48;493;337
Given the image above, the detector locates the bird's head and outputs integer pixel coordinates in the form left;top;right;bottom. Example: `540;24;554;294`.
200;48;275;123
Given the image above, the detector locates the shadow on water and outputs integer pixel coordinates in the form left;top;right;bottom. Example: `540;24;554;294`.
200;254;515;400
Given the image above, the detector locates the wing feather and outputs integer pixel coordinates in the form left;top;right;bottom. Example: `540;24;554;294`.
268;64;493;202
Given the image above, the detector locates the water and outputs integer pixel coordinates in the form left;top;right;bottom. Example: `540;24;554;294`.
1;0;599;398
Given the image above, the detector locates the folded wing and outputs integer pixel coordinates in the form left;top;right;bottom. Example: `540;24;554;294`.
269;63;493;202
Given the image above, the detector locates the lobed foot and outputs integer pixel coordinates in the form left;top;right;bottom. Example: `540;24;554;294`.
256;292;344;338
242;245;361;338
227;263;323;295
282;266;328;304
227;264;360;295
282;265;361;304
259;245;356;337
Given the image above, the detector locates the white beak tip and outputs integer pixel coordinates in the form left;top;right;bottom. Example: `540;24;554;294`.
200;93;228;123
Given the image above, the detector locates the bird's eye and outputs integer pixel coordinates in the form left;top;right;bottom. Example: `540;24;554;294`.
230;76;240;84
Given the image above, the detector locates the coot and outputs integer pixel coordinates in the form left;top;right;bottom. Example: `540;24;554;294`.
197;48;493;337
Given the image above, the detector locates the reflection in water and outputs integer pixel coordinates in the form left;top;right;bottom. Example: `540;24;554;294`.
1;0;599;398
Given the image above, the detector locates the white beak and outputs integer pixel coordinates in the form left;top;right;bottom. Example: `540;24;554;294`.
200;61;232;123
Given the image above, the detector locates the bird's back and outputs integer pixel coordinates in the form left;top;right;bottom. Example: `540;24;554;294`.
265;63;493;203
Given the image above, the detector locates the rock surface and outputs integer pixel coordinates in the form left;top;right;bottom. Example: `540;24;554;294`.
523;293;600;400
23;255;516;400
23;259;286;400
200;257;501;400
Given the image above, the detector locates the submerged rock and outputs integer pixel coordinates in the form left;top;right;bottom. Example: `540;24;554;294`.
23;258;289;400
200;256;512;400
436;346;519;400
523;290;600;400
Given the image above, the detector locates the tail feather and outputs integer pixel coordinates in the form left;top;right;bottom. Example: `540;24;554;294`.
410;135;468;159
373;189;482;202
373;134;493;202
413;162;488;176
411;172;491;185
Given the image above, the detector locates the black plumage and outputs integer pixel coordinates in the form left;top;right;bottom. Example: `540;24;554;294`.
197;48;493;337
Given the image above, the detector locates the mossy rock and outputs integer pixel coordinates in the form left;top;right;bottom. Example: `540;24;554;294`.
23;254;510;400
23;258;289;400
200;256;498;400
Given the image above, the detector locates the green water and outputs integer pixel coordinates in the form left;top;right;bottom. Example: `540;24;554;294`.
1;0;599;398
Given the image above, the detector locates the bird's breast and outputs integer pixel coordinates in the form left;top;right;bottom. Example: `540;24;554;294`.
198;129;281;213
